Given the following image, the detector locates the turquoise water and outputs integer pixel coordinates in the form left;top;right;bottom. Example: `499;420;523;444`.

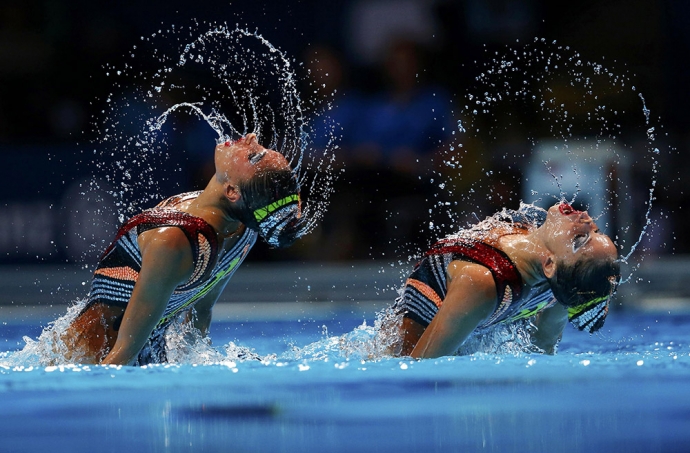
1;309;689;452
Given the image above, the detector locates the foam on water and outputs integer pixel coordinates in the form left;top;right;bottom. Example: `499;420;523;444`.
0;299;268;367
1;298;539;367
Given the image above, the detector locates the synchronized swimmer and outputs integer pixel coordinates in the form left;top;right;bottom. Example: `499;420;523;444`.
389;202;619;357
59;134;305;365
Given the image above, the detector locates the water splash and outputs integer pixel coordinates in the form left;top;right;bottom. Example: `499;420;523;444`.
1;303;84;367
89;22;337;235
276;304;539;363
282;306;403;362
0;300;266;367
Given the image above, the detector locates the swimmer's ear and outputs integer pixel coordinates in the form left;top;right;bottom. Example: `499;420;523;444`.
542;254;557;279
224;184;242;203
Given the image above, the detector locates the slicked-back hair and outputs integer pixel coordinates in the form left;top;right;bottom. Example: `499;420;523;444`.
235;167;305;248
548;255;620;308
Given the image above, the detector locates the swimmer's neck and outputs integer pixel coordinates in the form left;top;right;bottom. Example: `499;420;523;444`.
499;233;549;288
186;178;243;236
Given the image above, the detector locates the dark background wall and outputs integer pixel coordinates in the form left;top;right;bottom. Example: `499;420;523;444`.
0;0;687;265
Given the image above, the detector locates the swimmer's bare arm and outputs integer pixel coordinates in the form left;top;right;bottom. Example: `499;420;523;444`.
410;261;497;359
530;303;567;354
184;274;234;337
101;228;194;365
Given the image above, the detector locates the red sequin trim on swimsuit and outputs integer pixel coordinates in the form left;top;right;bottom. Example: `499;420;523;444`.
426;238;523;303
101;209;219;289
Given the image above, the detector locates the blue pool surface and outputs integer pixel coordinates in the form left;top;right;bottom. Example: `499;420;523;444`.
1;308;689;453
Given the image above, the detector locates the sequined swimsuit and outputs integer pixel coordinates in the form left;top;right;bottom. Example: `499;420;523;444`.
394;206;556;331
85;191;257;363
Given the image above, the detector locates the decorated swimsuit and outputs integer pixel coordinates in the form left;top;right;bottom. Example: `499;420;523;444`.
85;191;257;364
394;205;556;332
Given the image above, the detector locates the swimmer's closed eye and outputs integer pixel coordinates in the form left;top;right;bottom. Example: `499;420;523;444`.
249;151;266;165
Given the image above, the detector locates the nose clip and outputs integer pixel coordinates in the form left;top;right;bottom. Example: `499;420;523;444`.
559;202;585;216
559;203;575;215
216;135;233;146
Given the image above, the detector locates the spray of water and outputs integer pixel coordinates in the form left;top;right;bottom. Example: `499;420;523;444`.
88;21;337;235
352;38;671;359
396;37;670;287
277;305;540;363
0;299;265;367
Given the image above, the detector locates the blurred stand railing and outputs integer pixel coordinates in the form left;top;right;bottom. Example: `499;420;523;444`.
0;261;406;306
618;256;690;313
0;261;405;323
1;258;689;321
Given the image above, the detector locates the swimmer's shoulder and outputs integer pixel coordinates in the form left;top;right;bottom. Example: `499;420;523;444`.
138;225;194;257
446;259;495;288
155;191;203;211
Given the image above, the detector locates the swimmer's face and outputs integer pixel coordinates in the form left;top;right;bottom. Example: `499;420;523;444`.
215;133;289;185
543;202;618;267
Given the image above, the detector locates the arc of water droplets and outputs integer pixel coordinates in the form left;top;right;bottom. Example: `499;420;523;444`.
179;25;308;177
445;38;663;288
616;93;659;285
131;23;334;237
148;102;238;140
528;90;659;287
177;25;331;235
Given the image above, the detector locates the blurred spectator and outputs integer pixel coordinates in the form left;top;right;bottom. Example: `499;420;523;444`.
357;38;454;258
305;45;368;159
355;38;452;175
291;44;369;260
303;38;455;260
346;0;440;65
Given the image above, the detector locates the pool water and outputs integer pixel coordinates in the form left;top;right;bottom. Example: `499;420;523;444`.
1;309;689;453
